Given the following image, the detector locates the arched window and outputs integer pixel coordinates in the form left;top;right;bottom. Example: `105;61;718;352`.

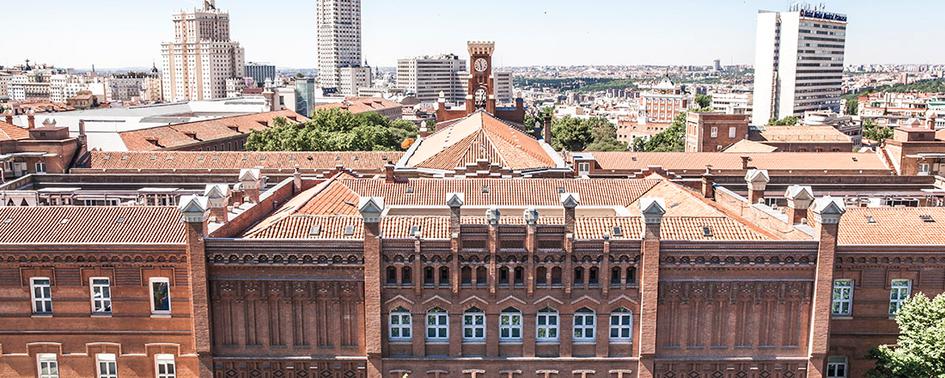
513;267;525;287
462;307;485;342
426;308;449;342
461;266;473;285
536;308;559;342
574;267;585;286
439;266;450;286
573;308;596;342
551;267;562;285
610;307;633;343
588;267;599;286
626;267;636;285
536;267;548;286
476;266;488;287
610;267;622;286
386;266;397;285
499;307;523;342
499;266;510;286
389;307;412;341
424;267;435;286
401;266;412;285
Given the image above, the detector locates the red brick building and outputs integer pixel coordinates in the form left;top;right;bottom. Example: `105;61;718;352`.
685;113;750;152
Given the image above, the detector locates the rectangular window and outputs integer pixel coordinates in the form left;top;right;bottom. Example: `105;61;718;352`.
573;310;596;341
426;310;449;341
149;277;171;314
96;354;117;378
90;278;112;314
826;356;847;378
710;127;718;138
536;311;559;342
577;162;590;175
499;312;522;342
155;354;176;378
728;127;736;139
37;353;59;378
31;278;53;315
388;311;412;341
609;310;633;342
462;311;485;342
35;162;47;173
831;279;853;316
918;163;930;176
889;279;912;316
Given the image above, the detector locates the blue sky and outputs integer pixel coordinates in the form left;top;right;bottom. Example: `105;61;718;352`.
1;0;942;69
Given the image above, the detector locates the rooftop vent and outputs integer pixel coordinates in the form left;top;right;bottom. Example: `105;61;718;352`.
612;226;623;237
410;225;421;235
557;187;566;194
115;216;126;224
343;225;355;236
405;186;414;194
865;215;876;224
702;226;713;238
308;225;321;236
2;218;12;224
60;218;70;225
481;186;490;194
920;214;935;223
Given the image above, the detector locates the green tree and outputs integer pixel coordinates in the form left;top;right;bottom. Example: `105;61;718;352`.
584;117;627;151
768;116;800;126
632;112;687;152
550;116;593;151
694;94;713;109
524;106;554;138
245;108;417;152
845;97;859;115
863;119;894;144
867;293;945;378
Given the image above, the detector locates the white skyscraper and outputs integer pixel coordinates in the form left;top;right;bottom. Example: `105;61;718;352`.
752;4;847;126
396;54;467;103
316;0;362;91
161;0;245;102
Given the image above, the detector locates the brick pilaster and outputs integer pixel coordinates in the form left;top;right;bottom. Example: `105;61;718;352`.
637;198;665;378
806;197;845;378
179;195;213;378
359;197;385;378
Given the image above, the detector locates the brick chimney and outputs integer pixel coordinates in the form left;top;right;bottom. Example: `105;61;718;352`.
4;110;12;125
384;163;395;183
358;196;385;377
239;168;263;203
203;184;230;223
560;192;580;234
446;192;464;234
740;155;751;170
177;195;214;377
807;196;845;377
27;110;35;130
784;185;814;225
542;113;553;143
293;166;302;193
419;121;431;138
744;169;770;204
701;170;715;199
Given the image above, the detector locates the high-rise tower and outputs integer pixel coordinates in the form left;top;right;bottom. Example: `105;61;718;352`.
752;4;847;125
316;0;363;92
160;0;245;102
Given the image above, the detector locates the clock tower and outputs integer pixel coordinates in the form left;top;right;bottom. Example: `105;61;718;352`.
466;41;496;114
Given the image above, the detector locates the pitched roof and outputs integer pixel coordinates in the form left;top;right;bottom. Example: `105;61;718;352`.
590;152;889;174
86;150;402;173
314;97;402;114
723;139;778;153
0;121;29;141
838;207;945;246
404;112;558;171
756;125;851;143
0;207;185;245
118;110;304;151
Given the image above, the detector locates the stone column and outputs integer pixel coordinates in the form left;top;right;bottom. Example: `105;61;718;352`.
806;197;845;378
178;195;213;378
637;197;665;378
359;197;385;378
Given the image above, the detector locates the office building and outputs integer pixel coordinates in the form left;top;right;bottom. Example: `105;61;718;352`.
316;0;362;90
161;0;246;102
245;63;276;87
339;65;373;96
494;71;514;104
397;54;467;103
752;4;848;125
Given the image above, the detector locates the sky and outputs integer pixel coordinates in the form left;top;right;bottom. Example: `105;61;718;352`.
1;0;943;70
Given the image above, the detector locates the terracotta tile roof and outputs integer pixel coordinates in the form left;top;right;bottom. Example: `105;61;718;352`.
660;217;768;241
838;207;945;246
315;97;402;114
118;110;305;151
405;112;558;171
590;152;889;173
757;125;851;143
297;179;361;215
0;207;185;244
723;139;778;153
87;150;402;173
0;121;29;141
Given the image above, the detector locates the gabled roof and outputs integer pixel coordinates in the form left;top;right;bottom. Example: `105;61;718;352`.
0;207;185;245
404;112;558;171
118;110;304;151
314;97;402;114
0;121;29;141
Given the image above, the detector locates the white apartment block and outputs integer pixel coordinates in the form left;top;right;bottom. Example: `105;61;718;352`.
161;0;245;102
316;0;362;90
752;5;847;125
710;91;753;116
494;71;514;104
339;66;372;96
396;54;467;104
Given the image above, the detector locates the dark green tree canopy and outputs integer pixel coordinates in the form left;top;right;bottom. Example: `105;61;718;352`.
550;116;626;152
631;112;687;152
245;108;418;152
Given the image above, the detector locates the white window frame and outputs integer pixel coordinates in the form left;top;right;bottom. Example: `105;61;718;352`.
35;161;47;174
889;279;912;316
710;126;718;138
609;308;633;343
536;309;559;342
37;353;59;378
826;356;848;378
31;277;53;315
918;163;931;176
462;309;485;343
388;308;412;342
831;279;854;316
426;308;449;342
577;162;590;175
499;310;523;343
90;277;112;315
96;353;117;378
573;308;596;342
149;277;171;315
728;126;736;139
155;354;176;378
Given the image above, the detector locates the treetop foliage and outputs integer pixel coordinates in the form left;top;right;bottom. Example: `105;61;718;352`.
244;108;418;152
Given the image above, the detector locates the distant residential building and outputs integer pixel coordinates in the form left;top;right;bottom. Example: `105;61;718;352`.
245;63;276;87
638;76;687;124
316;0;362;90
161;0;246;102
710;91;753;116
339;66;372;96
110;71;160;102
225;78;247;98
858;92;934;128
752;5;847;125
397;54;467;103
494;71;514;104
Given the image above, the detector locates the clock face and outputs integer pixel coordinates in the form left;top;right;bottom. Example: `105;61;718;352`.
475;88;487;105
474;58;489;73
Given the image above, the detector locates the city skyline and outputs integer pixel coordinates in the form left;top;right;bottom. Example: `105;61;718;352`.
1;0;943;70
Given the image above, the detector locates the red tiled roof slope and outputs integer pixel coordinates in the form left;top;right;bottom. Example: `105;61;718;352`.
87;151;402;172
0;121;29;141
838;207;945;246
0;207;185;244
119;110;305;151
